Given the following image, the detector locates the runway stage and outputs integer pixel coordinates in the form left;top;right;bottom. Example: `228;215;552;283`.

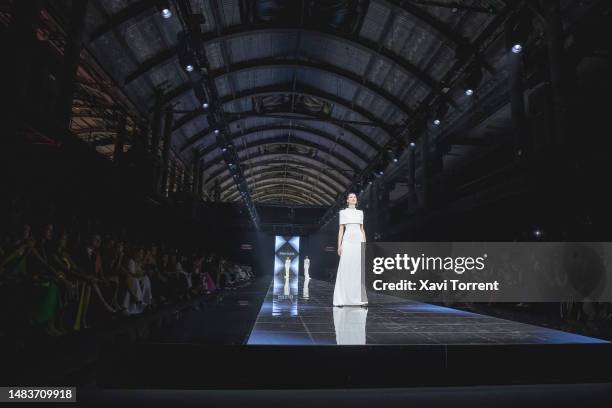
99;276;612;388
247;276;609;346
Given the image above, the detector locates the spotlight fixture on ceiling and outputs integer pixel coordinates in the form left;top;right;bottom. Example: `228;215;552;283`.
385;144;401;165
507;11;532;55
177;31;197;74
432;102;449;127
156;0;172;19
462;65;481;96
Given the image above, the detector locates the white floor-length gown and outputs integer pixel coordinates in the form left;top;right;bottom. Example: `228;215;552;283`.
333;207;368;306
304;258;310;279
333;306;368;344
284;259;291;277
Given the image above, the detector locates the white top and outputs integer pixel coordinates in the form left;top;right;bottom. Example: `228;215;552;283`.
304;258;310;266
339;207;363;225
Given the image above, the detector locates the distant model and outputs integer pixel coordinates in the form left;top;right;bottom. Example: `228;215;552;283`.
333;192;368;306
284;256;291;278
304;256;310;280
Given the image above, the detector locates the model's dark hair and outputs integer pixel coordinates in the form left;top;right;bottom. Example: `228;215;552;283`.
345;191;358;208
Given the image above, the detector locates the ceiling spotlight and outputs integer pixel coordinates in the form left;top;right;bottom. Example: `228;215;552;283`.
511;43;523;54
393;158;398;163
161;8;172;19
410;142;416;147
185;64;194;72
222;147;227;152
213;129;220;134
202;102;209;109
379;171;384;175
465;89;474;96
433;119;441;126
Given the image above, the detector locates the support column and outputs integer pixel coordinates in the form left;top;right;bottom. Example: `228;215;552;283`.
408;144;417;203
168;161;176;195
543;0;568;151
150;91;164;157
505;18;530;161
197;160;205;198
420;130;431;210
192;158;199;195
213;179;221;202
4;0;45;145
113;114;127;164
193;157;201;195
140;121;150;152
176;166;184;193
58;0;90;132
183;166;191;193
158;108;173;195
369;180;380;240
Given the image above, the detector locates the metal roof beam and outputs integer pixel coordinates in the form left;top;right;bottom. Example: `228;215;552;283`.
250;186;328;205
197;123;371;165
223;171;341;200
224;178;335;204
180;109;381;153
204;153;353;187
214;157;350;189
200;136;361;175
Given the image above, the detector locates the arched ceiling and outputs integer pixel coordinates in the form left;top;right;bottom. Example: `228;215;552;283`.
84;0;507;206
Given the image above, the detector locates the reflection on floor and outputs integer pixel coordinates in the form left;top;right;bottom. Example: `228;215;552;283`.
247;276;609;345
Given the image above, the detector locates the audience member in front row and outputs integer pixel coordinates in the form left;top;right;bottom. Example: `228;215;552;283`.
50;231;90;334
73;234;118;328
28;224;68;336
1;220;256;338
122;246;153;315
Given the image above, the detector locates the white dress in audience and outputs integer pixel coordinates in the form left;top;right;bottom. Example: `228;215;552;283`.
123;258;149;314
176;261;192;289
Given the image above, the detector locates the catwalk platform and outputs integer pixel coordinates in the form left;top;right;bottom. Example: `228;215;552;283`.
248;276;609;345
98;276;612;389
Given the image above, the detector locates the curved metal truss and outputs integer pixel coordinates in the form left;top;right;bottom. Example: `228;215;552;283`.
207;154;352;190
219;161;345;193
255;193;315;205
198;123;371;165
250;187;328;205
181;110;383;154
223;171;341;201
163;81;398;136
225;178;335;205
201;137;361;180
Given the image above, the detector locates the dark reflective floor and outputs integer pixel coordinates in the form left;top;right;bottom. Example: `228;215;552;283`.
247;276;609;345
